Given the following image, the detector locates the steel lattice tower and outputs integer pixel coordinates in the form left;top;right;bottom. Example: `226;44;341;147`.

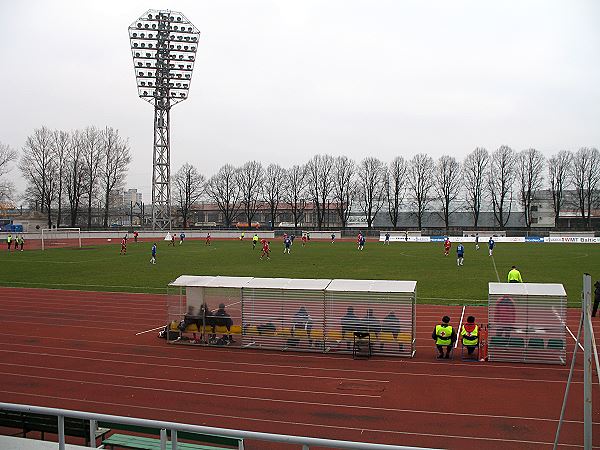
128;10;200;230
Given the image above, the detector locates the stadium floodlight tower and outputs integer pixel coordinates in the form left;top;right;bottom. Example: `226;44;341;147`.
128;10;200;230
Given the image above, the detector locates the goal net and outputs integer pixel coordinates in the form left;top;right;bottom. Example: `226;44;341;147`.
41;228;82;251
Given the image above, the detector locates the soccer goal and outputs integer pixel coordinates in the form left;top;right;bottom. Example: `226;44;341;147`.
41;228;82;251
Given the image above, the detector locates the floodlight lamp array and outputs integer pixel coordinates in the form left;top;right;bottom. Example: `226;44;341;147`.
128;10;200;106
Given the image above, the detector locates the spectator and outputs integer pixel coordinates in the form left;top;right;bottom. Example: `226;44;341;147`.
432;315;456;359
341;306;362;349
592;281;600;317
382;311;403;351
212;303;234;343
460;316;479;355
364;308;382;350
291;306;313;346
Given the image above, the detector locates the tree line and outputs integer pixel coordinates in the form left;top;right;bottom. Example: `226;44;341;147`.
1;126;131;228
173;147;600;230
1;134;598;230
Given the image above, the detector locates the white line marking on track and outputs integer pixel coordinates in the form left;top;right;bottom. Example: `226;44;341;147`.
0;348;580;384
455;305;465;349
566;324;585;351
0;388;596;428
0;363;381;398
135;326;164;336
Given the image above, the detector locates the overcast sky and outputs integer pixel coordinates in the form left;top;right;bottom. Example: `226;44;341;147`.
1;0;599;201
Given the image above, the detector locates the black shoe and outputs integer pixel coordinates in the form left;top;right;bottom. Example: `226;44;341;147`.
444;354;450;359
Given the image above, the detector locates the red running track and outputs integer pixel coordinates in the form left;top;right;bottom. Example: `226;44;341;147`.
0;287;599;449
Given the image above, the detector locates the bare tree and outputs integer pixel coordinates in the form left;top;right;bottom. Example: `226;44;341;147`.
306;154;334;229
0;141;17;202
206;164;240;227
282;164;308;229
548;150;572;227
237;161;264;227
488;145;516;228
407;153;435;229
571;147;600;227
385;157;407;230
463;147;488;228
52;130;70;226
173;163;205;229
357;157;386;228
20;127;58;226
435;155;461;231
262;163;285;229
516;148;545;228
82;126;103;229
332;156;355;228
65;130;87;227
100;127;131;228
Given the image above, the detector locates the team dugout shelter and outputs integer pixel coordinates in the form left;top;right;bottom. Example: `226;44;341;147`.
168;275;416;358
487;282;567;365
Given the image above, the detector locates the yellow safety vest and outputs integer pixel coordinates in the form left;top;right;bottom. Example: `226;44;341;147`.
461;324;479;346
507;269;522;283
435;324;453;346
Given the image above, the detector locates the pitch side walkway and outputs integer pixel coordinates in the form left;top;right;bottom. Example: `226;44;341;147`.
0;287;598;449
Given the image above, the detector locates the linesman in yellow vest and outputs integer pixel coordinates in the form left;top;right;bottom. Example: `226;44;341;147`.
432;315;456;359
460;316;479;355
507;265;523;283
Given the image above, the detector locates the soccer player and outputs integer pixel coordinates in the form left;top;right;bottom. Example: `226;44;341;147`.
252;233;259;249
475;233;480;250
150;243;157;264
240;231;245;241
356;232;363;250
283;236;292;254
205;233;211;245
358;234;366;251
18;235;24;251
456;243;464;266
488;237;495;256
330;232;335;244
179;232;185;245
260;240;271;260
171;233;176;247
384;232;390;245
7;233;12;252
301;234;307;247
444;238;451;256
120;236;127;255
134;231;139;243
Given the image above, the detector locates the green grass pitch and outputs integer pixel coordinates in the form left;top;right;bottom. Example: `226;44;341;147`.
0;239;597;306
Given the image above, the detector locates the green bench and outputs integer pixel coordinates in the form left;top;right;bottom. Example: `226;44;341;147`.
0;410;109;446
99;421;243;450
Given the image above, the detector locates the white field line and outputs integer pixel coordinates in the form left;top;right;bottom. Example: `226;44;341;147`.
455;305;466;349
135;325;164;336
491;256;501;282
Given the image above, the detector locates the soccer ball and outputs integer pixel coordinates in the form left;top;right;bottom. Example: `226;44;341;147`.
107;239;112;242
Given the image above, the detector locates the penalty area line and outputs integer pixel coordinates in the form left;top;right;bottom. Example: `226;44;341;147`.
135;325;164;336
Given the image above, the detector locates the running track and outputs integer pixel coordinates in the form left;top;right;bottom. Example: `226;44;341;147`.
0;287;599;449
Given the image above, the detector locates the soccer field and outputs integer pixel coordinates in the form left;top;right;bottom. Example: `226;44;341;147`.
0;238;597;306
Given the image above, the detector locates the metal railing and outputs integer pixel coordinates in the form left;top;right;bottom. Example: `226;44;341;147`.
0;402;442;450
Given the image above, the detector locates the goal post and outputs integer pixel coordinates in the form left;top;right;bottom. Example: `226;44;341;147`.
41;228;82;251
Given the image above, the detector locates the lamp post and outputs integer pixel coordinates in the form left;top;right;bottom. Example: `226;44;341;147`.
128;10;200;230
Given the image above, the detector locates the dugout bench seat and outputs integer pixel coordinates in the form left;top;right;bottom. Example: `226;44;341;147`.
99;421;243;450
0;410;109;446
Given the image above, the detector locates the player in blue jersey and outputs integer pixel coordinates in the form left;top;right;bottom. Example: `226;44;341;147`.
283;236;292;254
488;237;495;256
456;243;464;266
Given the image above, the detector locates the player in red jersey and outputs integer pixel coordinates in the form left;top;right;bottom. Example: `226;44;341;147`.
444;238;451;256
301;234;307;247
120;237;127;255
205;233;211;245
260;240;271;260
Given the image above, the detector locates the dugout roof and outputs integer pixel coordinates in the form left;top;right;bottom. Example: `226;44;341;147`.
489;282;566;297
326;279;417;293
169;275;253;288
244;277;332;290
